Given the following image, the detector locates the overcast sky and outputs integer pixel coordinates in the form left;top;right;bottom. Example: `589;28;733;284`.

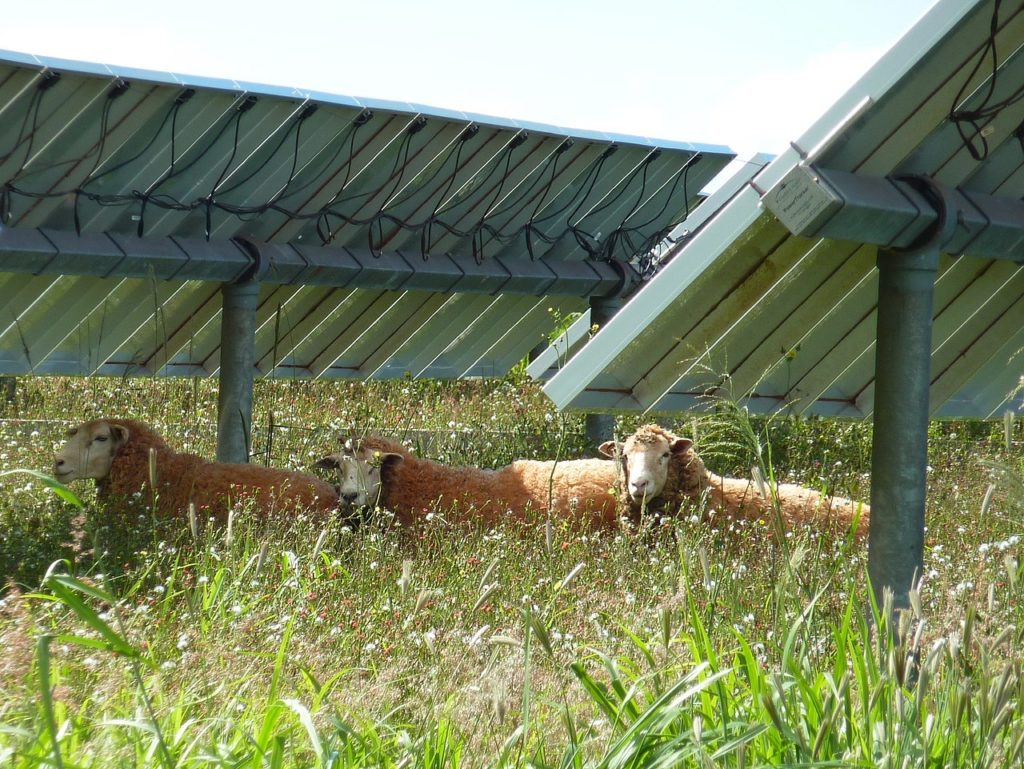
2;1;937;157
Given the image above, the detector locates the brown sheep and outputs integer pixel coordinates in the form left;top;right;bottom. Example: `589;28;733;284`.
601;424;869;534
53;418;340;520
317;435;623;528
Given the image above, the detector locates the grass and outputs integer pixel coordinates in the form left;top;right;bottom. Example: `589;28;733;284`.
0;375;1022;767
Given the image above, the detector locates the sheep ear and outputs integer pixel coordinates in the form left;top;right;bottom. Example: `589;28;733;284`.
314;454;342;470
380;452;404;468
598;440;622;458
669;437;693;454
109;424;130;448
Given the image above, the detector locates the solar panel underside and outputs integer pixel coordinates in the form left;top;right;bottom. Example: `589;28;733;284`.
545;0;1024;419
0;51;734;379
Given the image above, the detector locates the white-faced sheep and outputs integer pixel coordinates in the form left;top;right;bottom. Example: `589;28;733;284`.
313;438;388;524
316;435;623;528
53;418;342;520
600;424;869;534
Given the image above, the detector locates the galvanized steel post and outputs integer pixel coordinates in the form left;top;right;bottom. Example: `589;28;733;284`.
216;280;260;463
868;179;952;612
869;246;936;611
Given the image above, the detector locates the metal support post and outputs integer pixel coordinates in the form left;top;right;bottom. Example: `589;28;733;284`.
867;179;952;612
216;280;261;464
584;412;616;453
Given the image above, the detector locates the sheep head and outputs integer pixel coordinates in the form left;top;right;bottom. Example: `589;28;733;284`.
315;438;403;514
599;425;693;504
53;419;131;483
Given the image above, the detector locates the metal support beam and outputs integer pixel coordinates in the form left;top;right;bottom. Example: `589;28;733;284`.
0;226;638;298
867;180;954;612
216;281;260;464
762;163;1024;262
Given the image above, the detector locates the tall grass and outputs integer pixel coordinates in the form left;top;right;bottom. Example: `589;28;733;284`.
0;375;1022;767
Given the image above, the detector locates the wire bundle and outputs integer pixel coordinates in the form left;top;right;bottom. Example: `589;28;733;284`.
0;74;698;273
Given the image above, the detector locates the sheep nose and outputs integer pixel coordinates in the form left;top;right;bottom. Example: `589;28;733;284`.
54;458;65;471
342;492;360;504
630;480;649;498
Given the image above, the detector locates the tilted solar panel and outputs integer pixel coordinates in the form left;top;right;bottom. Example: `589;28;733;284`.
0;49;735;379
543;0;1024;611
545;0;1024;420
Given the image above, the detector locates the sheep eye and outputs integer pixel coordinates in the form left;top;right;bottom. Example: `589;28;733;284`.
661;451;670;459
95;435;108;443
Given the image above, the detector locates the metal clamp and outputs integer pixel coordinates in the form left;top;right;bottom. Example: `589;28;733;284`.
232;237;269;283
891;175;959;255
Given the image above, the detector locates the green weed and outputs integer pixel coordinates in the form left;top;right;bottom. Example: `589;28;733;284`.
0;375;1021;767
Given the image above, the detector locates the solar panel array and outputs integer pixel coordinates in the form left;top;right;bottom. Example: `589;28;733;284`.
527;154;771;381
0;50;733;379
545;0;1024;420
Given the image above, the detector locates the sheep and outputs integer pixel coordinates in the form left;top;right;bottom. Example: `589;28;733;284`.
599;425;711;510
53;418;342;520
313;438;388;525
316;435;623;528
600;424;869;534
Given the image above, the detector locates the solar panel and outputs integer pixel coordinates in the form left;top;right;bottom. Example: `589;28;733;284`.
527;154;772;381
541;0;1024;611
544;0;1024;420
0;49;735;379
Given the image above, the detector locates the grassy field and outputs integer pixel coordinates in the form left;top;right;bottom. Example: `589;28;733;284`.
0;375;1022;767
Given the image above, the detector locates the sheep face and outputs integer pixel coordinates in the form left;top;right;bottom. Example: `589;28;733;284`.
315;443;403;513
599;431;692;504
53;420;130;482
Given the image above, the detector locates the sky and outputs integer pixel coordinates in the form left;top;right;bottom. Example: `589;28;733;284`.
1;0;938;158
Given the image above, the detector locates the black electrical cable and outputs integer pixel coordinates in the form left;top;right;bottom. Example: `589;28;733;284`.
469;132;525;263
214;105;309;201
547;145;615;231
270;117;356;207
430;131;548;260
515;144;617;260
205;102;254;239
1;71;689;267
949;0;1024;160
5;78;131;235
73;89;127;234
11;78;50;174
613;151;700;269
136;95;190;236
305;116;371;243
13;82;125;187
624;151;697;236
420;127;475;259
576;150;660;260
316;113;372;211
316;121;422;249
518;140;573;260
364;126;421;254
83;90;190;195
0;80;46;166
569;146;656;259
